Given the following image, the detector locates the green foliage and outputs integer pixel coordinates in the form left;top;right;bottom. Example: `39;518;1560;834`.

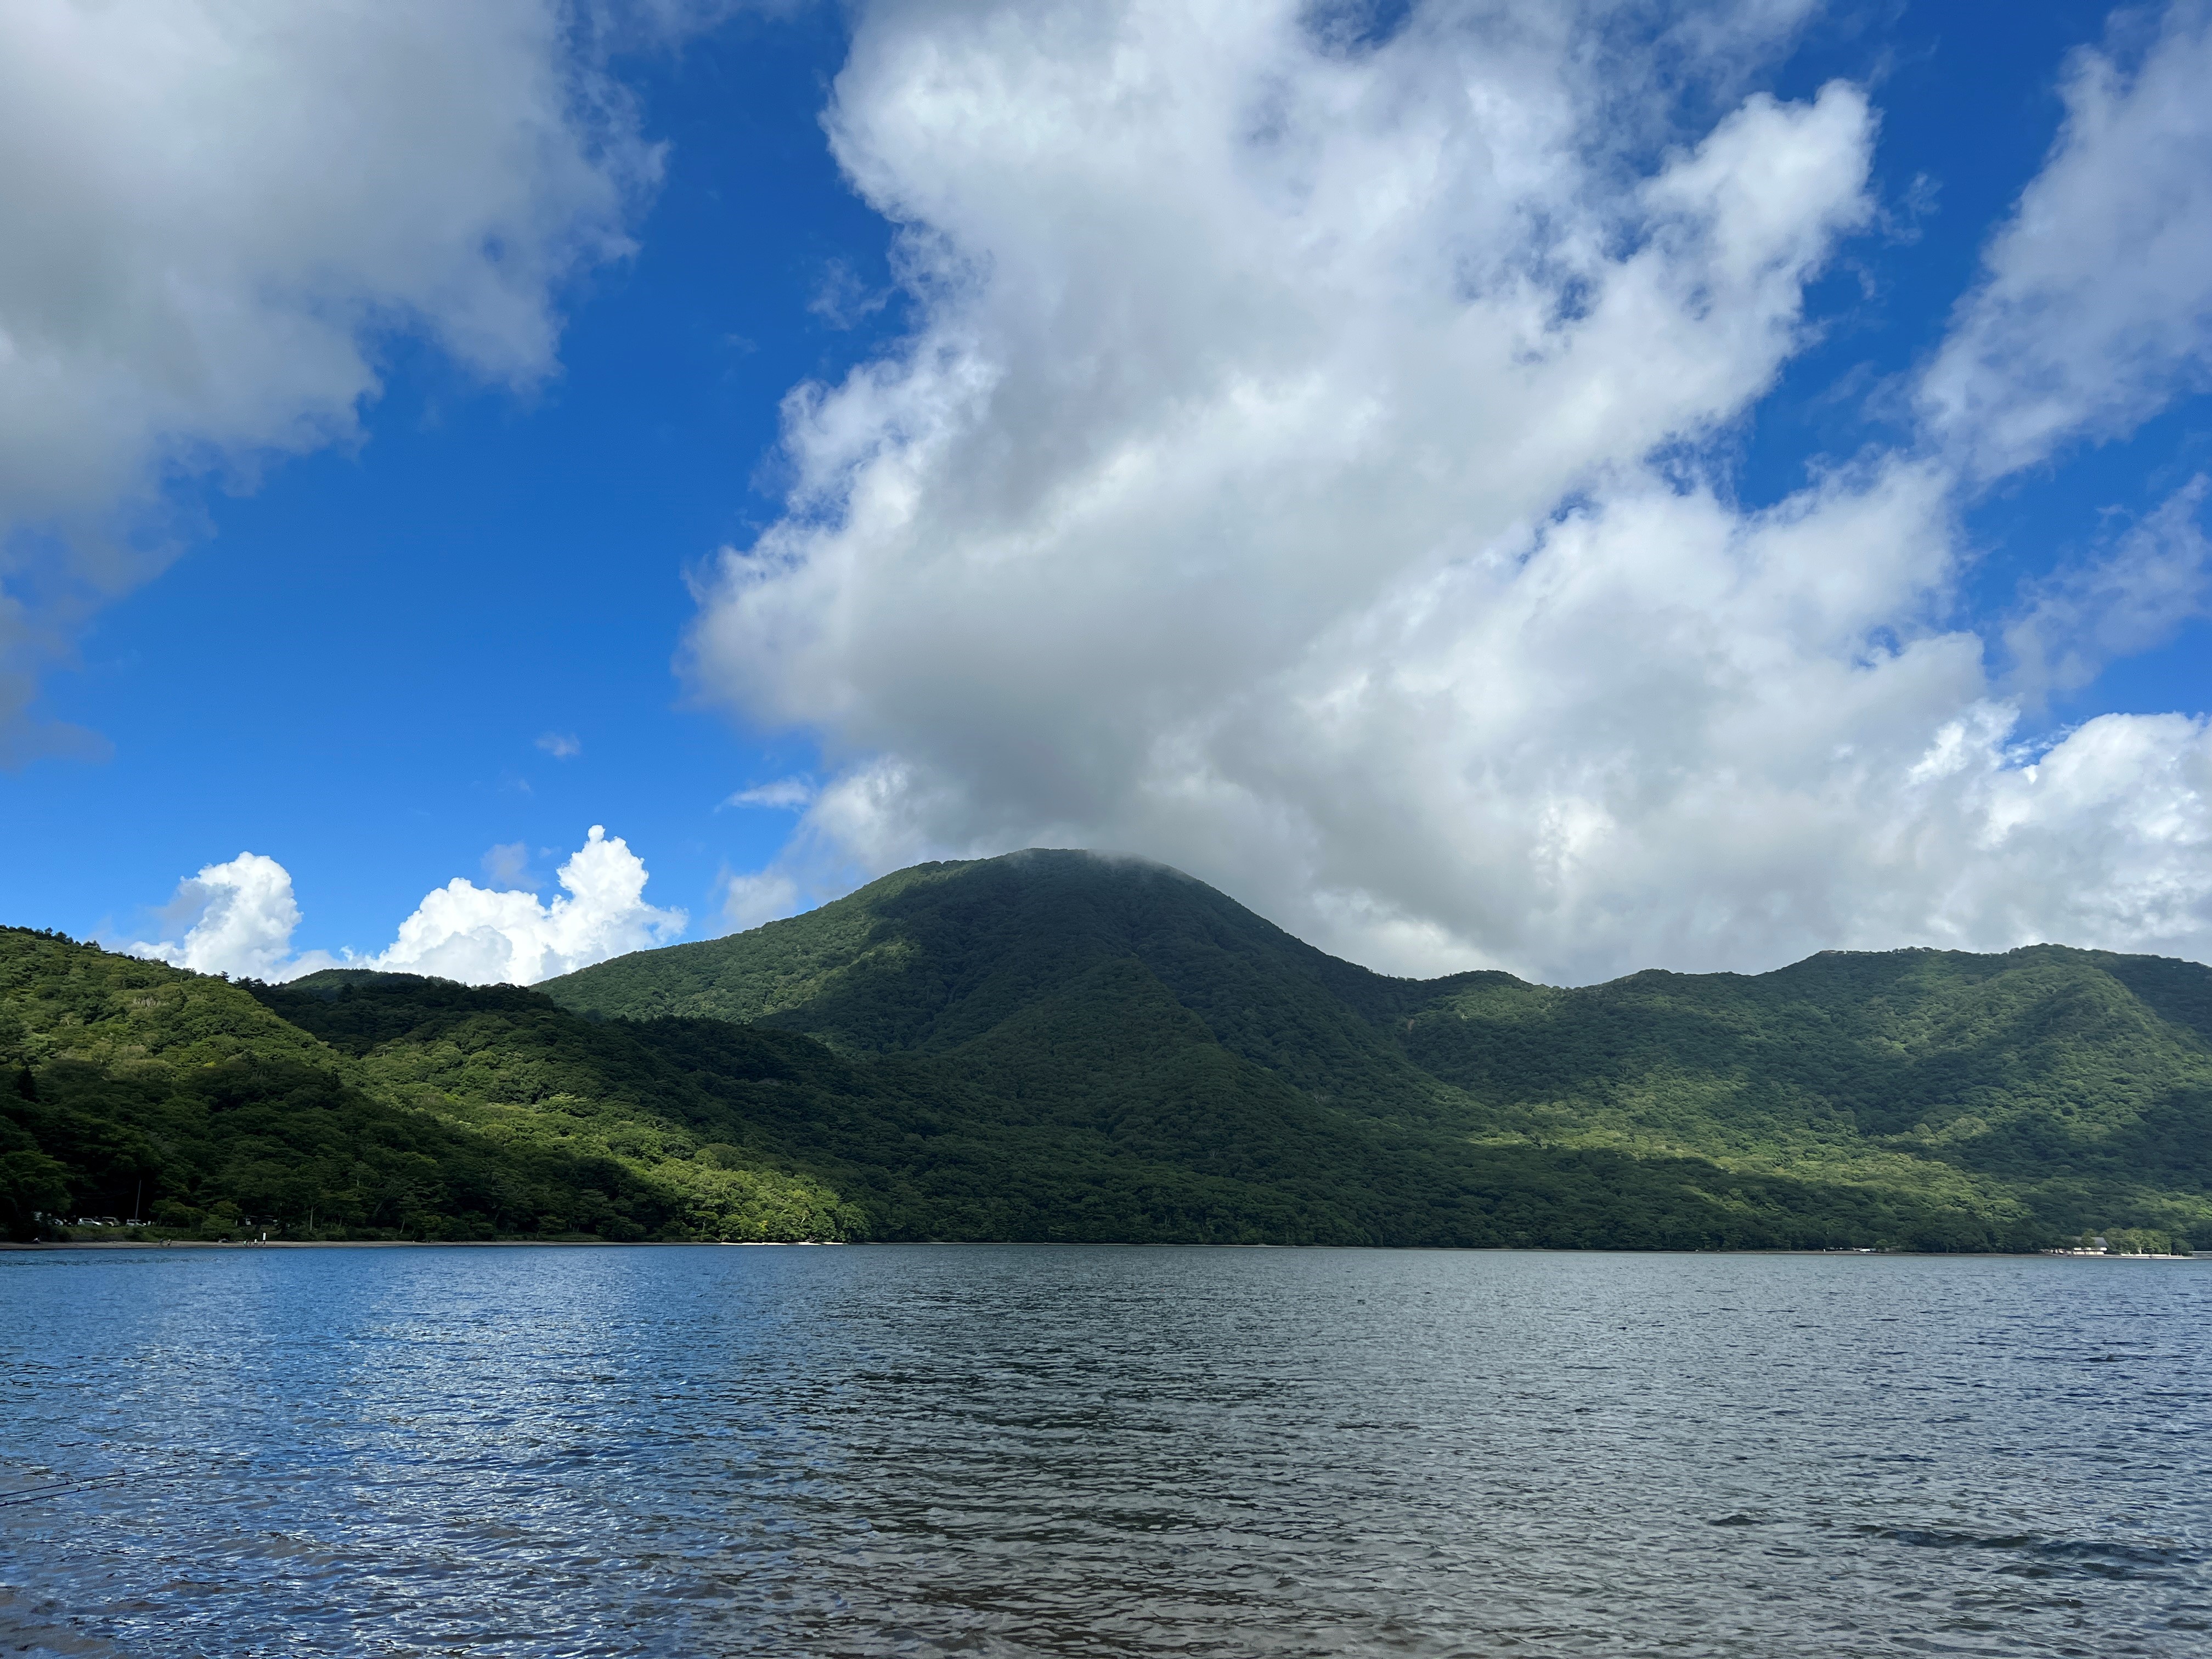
0;1144;71;1239
2101;1227;2187;1255
258;972;859;1242
546;850;2212;1249
1398;946;2212;1235
0;932;802;1242
14;847;2212;1251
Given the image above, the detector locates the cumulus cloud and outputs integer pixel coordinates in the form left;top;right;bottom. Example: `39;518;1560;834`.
128;853;342;982
481;840;541;889
538;732;584;759
0;0;661;760
684;0;2212;982
128;827;683;985
363;825;686;984
1921;1;2212;477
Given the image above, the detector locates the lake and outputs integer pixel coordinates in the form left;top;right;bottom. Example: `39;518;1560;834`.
2;1245;2207;1656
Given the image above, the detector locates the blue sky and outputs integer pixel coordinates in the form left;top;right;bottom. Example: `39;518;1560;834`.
7;4;893;956
4;0;2209;986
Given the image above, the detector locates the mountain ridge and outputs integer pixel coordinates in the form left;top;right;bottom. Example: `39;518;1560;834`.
8;849;2209;1251
542;848;2212;1249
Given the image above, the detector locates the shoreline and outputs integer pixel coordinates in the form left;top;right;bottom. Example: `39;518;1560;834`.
0;1237;840;1251
3;1238;2201;1257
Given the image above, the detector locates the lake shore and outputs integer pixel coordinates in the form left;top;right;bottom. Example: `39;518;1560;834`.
0;1237;842;1250
4;1237;2202;1256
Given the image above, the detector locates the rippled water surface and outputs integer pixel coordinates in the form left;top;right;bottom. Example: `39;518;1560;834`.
3;1245;2208;1657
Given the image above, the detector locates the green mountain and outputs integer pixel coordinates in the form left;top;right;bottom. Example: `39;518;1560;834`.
0;933;723;1244
541;849;2212;1251
8;849;2209;1250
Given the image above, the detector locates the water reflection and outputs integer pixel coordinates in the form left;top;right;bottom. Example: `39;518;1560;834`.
3;1246;2208;1656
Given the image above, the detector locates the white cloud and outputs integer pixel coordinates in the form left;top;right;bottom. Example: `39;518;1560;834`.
538;732;584;759
726;776;817;810
1915;709;2212;954
0;0;661;761
128;853;341;982
808;258;892;330
364;825;686;984
1921;1;2212;478
721;869;804;932
2004;478;2211;697
127;827;684;985
685;0;2212;983
481;840;540;889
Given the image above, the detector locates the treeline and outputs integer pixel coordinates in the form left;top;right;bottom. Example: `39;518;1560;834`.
8;1049;673;1239
13;841;2212;1254
0;934;847;1243
4;934;2051;1251
545;850;2212;1252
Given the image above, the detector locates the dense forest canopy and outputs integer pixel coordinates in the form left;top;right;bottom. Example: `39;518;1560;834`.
8;850;2210;1251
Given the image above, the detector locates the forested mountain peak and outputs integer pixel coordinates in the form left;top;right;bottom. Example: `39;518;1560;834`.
10;870;2212;1252
541;847;1366;1034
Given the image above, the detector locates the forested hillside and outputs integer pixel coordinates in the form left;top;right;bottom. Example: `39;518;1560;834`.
9;849;2211;1250
546;849;2212;1251
0;933;741;1243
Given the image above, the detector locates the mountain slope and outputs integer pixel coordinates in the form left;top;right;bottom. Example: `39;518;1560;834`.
1402;946;2212;1203
548;851;1455;1116
0;931;695;1241
8;916;2039;1251
14;847;2212;1250
546;849;2212;1248
271;967;1939;1249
